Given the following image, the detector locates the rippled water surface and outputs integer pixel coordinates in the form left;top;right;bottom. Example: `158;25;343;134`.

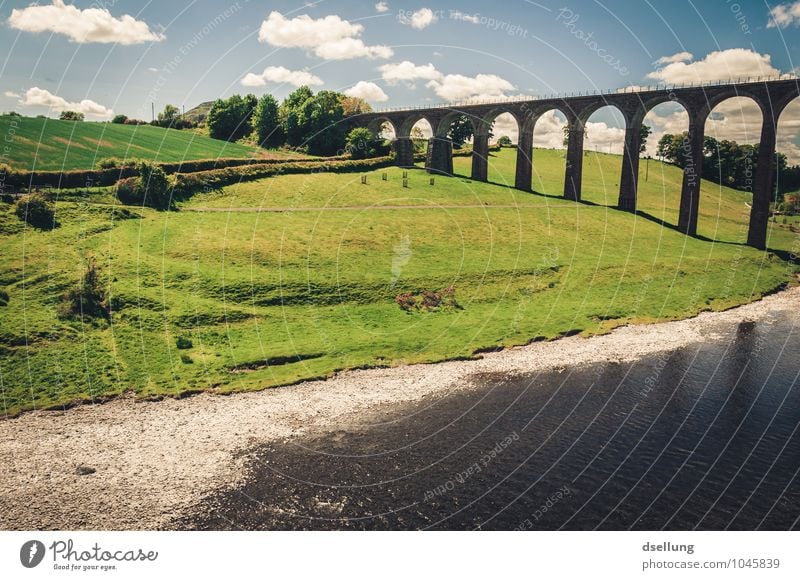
185;313;800;530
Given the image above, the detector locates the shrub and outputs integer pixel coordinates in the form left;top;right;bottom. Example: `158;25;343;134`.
346;127;376;159
180;354;194;364
115;162;173;209
59;111;85;122
111;114;128;124
395;286;460;313
0;289;9;306
115;177;140;205
175;336;193;350
15;192;56;230
60;257;108;320
96;157;139;170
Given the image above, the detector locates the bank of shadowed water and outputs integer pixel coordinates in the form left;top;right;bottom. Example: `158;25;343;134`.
184;311;800;530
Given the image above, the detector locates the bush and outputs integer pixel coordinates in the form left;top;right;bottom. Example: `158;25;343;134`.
0;288;9;306
115;162;173;209
346;127;375;159
395;286;460;313
59;111;84;122
180;354;194;364
60;257;108;320
15;192;56;230
96;157;139;170
175;336;193;350
111;114;128;124
115;177;140;204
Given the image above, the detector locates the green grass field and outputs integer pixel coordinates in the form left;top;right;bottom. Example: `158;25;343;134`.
0;115;307;171
0;147;797;416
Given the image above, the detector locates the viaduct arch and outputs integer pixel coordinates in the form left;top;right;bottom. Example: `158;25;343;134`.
351;78;800;250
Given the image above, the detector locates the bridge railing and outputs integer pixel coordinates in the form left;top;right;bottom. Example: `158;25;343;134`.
370;74;799;114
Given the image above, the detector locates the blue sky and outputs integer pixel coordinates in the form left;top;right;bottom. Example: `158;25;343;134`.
2;0;800;157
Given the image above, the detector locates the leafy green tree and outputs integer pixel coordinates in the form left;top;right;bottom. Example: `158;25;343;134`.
295;90;345;155
59;111;84;121
346;127;375;159
253;94;283;148
496;135;512;147
280;86;315;147
112;114;128;124
639;124;652;154
448;115;474;148
158;104;180;125
207;94;257;142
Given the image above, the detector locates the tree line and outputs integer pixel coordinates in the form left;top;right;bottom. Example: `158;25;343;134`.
656;133;800;196
205;87;378;157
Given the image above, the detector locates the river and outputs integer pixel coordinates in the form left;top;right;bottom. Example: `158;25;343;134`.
184;311;800;530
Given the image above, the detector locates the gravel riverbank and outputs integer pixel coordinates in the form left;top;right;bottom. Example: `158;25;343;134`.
2;286;798;530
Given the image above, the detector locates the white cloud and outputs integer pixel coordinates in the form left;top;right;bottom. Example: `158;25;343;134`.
378;61;442;85
258;11;392;60
241;66;323;88
3;91;21;99
344;81;389;102
20;87;113;119
646;48;780;84
400;8;437;30
768;1;800;28
451;10;480;24
8;0;164;45
375;2;390;13
654;52;693;65
146;67;159;73
426;73;515;101
584;122;626;154
532;111;568;149
492;113;519;143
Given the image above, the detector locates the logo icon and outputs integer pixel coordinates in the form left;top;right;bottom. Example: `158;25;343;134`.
20;540;45;568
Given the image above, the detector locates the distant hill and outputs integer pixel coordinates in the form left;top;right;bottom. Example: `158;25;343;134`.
183;101;214;125
0;114;263;171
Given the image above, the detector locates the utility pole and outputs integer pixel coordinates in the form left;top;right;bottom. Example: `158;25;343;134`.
151;102;155;122
645;155;650;182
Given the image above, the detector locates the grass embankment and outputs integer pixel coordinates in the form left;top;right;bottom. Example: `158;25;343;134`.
0;148;797;416
0;115;308;171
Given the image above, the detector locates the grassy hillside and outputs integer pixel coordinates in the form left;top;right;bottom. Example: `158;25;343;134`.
0;115;304;171
0;148;797;416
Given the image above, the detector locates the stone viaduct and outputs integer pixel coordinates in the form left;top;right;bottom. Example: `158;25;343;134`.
352;77;800;250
